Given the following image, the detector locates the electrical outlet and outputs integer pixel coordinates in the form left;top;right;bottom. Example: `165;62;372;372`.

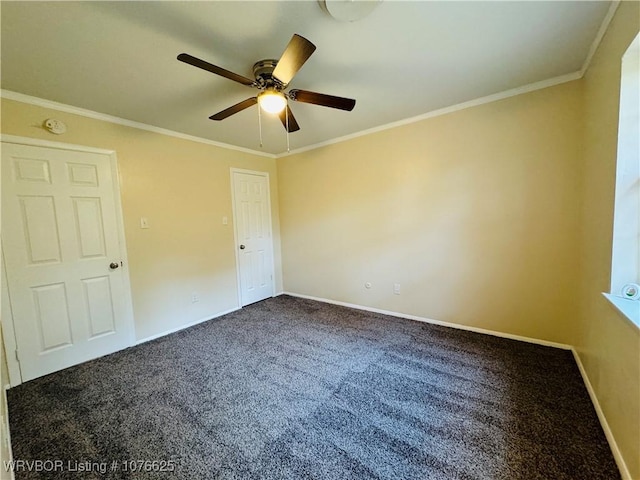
393;283;401;295
191;293;199;303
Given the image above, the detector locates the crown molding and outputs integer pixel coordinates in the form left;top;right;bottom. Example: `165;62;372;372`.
0;89;276;159
0;66;582;162
278;70;582;158
580;1;621;77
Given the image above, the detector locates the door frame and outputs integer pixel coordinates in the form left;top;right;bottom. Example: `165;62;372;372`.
230;168;276;307
1;134;136;386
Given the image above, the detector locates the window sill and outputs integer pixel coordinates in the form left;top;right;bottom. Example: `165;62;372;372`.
602;293;640;329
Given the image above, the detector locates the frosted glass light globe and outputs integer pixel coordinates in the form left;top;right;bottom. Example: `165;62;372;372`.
258;91;287;114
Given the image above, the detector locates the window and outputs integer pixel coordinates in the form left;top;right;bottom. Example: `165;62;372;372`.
605;33;640;327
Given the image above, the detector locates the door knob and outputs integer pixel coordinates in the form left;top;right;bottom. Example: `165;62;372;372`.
109;262;120;270
239;245;246;250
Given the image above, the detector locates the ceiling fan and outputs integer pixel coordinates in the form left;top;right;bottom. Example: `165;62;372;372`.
177;34;356;133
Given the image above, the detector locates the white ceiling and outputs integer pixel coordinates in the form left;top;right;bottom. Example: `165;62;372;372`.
1;1;612;156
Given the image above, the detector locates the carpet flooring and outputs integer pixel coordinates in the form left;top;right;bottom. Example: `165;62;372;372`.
7;295;619;479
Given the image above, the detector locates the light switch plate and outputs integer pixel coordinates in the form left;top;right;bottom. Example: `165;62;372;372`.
140;217;149;229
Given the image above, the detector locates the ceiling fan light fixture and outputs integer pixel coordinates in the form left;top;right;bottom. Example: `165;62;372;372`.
319;0;382;22
258;90;287;114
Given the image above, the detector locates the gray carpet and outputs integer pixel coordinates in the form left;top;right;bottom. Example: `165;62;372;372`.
7;295;619;479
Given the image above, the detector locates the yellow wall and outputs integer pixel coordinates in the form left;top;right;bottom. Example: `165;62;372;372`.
577;2;640;478
0;99;282;341
278;80;583;345
1;6;638;475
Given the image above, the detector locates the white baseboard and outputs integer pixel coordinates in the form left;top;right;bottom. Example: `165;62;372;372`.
281;291;572;350
134;307;240;345
571;349;631;480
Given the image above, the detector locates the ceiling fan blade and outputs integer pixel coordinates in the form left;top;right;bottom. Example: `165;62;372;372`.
289;89;356;111
278;105;300;132
209;97;257;120
272;34;317;86
178;53;255;86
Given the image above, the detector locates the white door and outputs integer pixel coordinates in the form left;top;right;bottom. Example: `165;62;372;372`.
232;170;274;306
2;142;134;382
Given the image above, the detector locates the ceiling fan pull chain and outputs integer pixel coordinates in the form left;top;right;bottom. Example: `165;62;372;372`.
258;103;263;148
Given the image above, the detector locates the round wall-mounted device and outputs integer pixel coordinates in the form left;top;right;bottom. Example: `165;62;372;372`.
44;118;67;135
622;283;640;301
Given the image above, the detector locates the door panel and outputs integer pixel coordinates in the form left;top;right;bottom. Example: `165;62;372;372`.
232;171;274;306
82;275;116;337
2;143;134;382
72;196;107;258
13;157;52;183
19;195;62;263
32;282;73;351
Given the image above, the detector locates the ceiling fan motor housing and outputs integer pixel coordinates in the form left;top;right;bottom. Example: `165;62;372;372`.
253;59;284;89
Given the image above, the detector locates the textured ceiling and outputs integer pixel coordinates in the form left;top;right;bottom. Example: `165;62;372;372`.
1;1;612;155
